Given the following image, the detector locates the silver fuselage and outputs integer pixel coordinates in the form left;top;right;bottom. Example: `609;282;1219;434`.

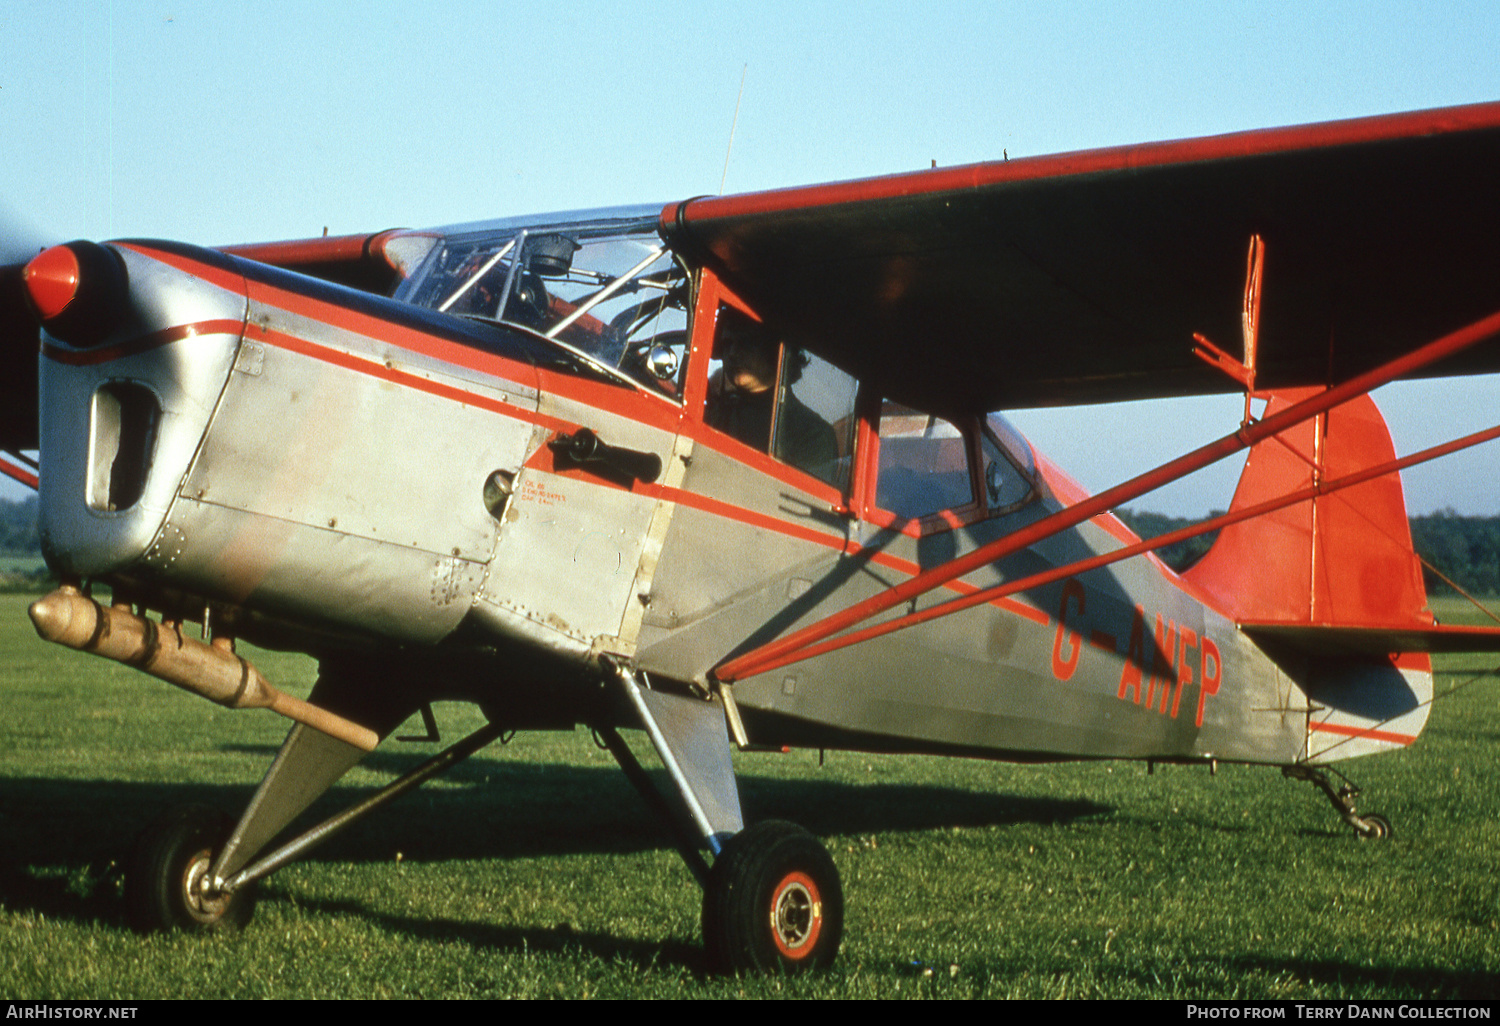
35;227;1432;769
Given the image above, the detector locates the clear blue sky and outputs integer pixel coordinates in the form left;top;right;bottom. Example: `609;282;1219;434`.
4;0;1500;514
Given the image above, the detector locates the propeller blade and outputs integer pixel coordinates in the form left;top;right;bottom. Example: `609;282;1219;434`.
0;205;51;451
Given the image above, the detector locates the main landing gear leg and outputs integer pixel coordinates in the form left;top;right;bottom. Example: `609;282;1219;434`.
125;722;374;934
1283;764;1393;839
125;721;508;933
605;665;843;973
124;641;517;935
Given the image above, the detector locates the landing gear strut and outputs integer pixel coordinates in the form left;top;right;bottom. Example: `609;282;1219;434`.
604;665;844;973
1283;764;1393;839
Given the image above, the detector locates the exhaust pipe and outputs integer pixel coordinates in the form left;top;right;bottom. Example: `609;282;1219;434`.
29;586;378;752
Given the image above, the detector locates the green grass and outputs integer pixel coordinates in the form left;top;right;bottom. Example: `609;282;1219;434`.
1;591;1497;998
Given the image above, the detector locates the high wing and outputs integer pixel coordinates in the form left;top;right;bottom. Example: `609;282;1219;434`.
661;101;1500;417
12;102;1500;446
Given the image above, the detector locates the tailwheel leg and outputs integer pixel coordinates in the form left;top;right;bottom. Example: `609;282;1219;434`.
702;820;844;975
125;804;257;933
1283;764;1393;839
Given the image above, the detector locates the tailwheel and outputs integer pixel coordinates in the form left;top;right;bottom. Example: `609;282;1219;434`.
1283;765;1395;841
703;820;843;974
125;804;257;933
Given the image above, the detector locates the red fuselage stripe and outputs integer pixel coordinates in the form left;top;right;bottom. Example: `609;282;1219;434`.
253;325;574;435
117;242;245;291
248;283;544;394
42;319;246;366
1307;721;1415;746
104;243;1046;630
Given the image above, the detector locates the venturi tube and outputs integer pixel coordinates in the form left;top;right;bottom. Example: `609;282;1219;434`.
29;586;378;751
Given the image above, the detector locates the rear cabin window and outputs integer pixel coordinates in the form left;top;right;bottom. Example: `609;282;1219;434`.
876;407;974;519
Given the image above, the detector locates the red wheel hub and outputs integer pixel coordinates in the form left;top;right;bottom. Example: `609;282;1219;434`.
769;870;823;959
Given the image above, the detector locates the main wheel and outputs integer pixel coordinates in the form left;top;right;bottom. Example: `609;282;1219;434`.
1357;812;1393;840
125;804;256;933
703;820;843;974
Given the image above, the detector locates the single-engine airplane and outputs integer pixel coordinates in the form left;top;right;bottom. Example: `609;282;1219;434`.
7;101;1500;974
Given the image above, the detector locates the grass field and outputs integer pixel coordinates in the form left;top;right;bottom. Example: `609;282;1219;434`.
1;591;1496;999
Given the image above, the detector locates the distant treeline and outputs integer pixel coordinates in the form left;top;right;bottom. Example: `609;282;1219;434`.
1408;511;1500;597
2;498;1496;596
0;496;38;554
1113;509;1221;573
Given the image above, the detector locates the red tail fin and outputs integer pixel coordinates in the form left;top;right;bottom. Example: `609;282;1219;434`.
1184;391;1440;763
1183;390;1430;630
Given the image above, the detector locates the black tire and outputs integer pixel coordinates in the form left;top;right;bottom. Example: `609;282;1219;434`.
703;820;843;974
125;804;256;933
1358;813;1393;840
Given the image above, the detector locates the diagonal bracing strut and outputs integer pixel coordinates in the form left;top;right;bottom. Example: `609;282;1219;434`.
731;419;1500;678
715;304;1500;684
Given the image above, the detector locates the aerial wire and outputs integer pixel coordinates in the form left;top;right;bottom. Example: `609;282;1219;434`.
720;64;748;196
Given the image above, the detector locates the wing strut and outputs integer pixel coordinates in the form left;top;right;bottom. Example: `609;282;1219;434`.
0;451;38;491
729;417;1500;677
714;302;1500;684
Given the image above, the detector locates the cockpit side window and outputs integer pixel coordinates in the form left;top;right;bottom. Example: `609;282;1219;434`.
777;349;858;489
982;412;1038;513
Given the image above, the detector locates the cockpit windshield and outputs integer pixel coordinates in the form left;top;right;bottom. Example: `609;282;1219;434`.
396;214;689;396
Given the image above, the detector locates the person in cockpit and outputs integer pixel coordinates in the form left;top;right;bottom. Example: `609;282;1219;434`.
706;315;838;478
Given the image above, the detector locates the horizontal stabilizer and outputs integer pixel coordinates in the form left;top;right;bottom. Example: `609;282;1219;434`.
1244;621;1500;658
